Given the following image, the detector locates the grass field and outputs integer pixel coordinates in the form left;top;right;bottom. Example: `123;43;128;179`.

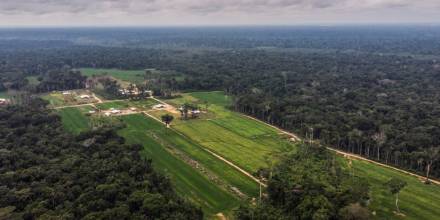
119;114;240;215
169;91;296;172
96;99;160;111
57;106;93;134
55;91;440;219
80;68;146;83
352;159;440;219
42;93;65;107
166;91;440;220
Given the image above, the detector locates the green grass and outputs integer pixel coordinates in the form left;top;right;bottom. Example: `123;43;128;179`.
131;115;260;198
168;91;295;172
56;91;440;219
57;106;92;134
118;114;240;215
42;93;65;107
351;159;440;220
96;101;130;110
168;91;440;220
80;68;145;83
96;99;161;111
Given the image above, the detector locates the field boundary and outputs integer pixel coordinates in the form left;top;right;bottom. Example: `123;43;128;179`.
242;114;440;186
142;110;267;187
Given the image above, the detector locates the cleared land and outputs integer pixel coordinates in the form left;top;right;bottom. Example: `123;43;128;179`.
169;92;296;172
95;99;160;111
80;68;146;83
118;114;240;215
42;90;98;108
55;90;440;219
165;91;440;220
353;159;440;219
57;106;94;134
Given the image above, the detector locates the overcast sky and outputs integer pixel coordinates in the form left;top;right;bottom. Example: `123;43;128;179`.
0;0;439;26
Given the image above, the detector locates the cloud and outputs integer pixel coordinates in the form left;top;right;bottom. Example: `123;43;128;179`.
0;0;439;25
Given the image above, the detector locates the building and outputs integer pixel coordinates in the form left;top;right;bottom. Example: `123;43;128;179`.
79;94;91;99
0;98;9;105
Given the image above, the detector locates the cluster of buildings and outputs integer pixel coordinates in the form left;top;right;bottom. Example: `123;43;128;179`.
0;98;9;106
118;87;152;96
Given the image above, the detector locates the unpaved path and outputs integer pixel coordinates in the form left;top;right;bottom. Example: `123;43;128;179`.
150;96;180;114
203;148;267;187
53;98;127;110
242;114;440;186
54;103;95;109
142;110;266;187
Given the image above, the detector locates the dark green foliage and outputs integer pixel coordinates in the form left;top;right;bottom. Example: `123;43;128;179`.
235;144;370;220
161;114;174;126
0;100;203;219
36;69;87;92
386;178;407;213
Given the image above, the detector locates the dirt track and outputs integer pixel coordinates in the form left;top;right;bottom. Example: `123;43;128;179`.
242;114;440;186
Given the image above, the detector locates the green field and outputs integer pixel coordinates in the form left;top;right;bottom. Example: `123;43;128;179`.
169;91;295;172
96;99;160;111
118;114;240;215
166;91;440;220
352;159;440;219
80;68;146;83
42;93;65;107
58;106;93;134
56;91;440;219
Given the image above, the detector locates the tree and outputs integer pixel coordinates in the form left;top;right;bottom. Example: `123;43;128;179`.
339;203;370;220
386;178;407;213
424;147;440;183
161;114;174;128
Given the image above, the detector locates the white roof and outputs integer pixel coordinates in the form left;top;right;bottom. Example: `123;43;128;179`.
104;112;111;116
80;95;90;98
88;110;96;114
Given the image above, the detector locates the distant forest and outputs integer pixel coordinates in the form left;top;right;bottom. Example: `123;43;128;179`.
1;27;439;181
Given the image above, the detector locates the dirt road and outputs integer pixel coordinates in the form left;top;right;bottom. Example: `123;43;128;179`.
242;114;440;186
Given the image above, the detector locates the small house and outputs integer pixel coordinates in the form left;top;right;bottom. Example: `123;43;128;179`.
0;98;9;105
79;95;91;99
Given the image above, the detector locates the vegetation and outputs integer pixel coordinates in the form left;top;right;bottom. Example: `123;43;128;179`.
0;99;202;219
386;178;407;214
58;106;92;134
118;114;240;215
80;68;146;83
161;114;174;127
2;27;440;219
235;144;370;220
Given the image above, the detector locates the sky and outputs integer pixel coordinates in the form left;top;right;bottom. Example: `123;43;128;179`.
0;0;439;26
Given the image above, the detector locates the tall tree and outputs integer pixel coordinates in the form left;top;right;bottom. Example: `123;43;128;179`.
386;178;407;213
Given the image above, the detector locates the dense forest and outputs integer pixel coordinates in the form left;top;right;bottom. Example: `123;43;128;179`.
0;99;203;219
1;27;440;218
1;30;439;180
